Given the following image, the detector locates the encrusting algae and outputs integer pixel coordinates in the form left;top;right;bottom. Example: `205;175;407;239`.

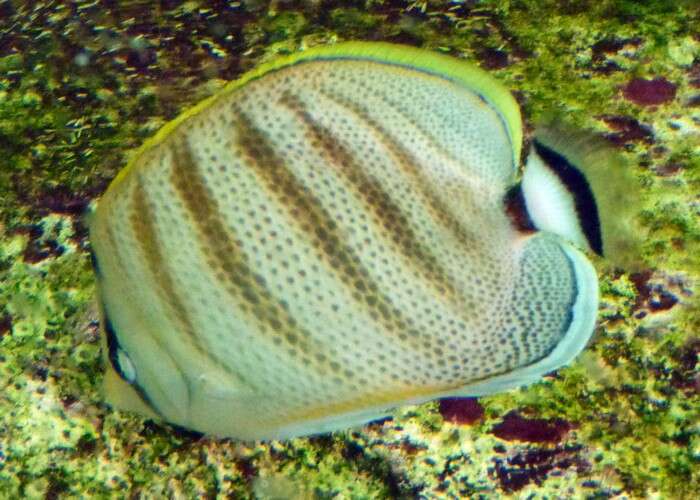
0;1;698;497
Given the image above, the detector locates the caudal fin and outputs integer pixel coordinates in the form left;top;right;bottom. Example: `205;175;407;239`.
521;120;644;271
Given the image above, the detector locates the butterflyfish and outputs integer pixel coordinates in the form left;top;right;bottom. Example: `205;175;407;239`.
88;42;640;440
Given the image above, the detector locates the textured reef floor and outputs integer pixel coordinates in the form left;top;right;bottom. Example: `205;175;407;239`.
1;0;699;498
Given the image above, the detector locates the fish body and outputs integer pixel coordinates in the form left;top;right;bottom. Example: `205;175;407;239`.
89;42;623;440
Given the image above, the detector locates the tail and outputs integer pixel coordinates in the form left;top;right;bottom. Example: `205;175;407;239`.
520;120;644;271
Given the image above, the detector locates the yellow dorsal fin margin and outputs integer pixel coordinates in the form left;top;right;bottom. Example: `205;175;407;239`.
105;42;522;197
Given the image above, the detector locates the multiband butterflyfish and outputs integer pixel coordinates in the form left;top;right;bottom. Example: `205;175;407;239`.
88;42;640;440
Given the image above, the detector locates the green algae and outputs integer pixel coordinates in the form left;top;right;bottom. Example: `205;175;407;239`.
1;0;699;497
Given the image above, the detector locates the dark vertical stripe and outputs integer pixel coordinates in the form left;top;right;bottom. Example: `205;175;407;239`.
96;203;173;416
229;108;429;349
317;89;486;255
130;179;249;392
280;93;460;301
166;138;328;371
131;181;208;356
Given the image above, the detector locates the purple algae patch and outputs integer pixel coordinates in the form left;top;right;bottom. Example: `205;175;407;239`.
670;339;700;395
601;115;654;145
490;444;589;492
0;313;12;338
491;411;572;443
630;271;680;314
439;397;485;425
13;224;65;263
591;38;626;59
622;77;677;106
654;163;683;176
478;48;510;70
33;185;94;217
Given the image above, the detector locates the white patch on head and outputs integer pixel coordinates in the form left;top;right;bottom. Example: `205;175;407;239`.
522;149;588;251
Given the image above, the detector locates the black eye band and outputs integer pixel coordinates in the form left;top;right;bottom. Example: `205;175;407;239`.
102;307;163;417
89;247;101;275
103;313;128;381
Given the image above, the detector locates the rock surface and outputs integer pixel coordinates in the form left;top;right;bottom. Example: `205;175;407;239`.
1;1;699;497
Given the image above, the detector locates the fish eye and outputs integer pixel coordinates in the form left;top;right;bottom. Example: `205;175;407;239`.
116;348;137;384
103;311;136;385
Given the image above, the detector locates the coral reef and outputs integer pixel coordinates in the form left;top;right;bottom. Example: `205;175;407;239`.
1;0;698;497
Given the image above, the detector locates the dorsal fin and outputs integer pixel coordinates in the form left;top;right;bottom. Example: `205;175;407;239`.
104;42;524;197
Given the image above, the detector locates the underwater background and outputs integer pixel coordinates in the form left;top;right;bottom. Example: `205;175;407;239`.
0;0;699;498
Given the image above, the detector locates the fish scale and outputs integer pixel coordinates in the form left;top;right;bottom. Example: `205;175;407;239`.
90;43;603;440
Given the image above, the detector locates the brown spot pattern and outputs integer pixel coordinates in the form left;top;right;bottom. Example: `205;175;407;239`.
280;93;461;303
231;109;429;352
